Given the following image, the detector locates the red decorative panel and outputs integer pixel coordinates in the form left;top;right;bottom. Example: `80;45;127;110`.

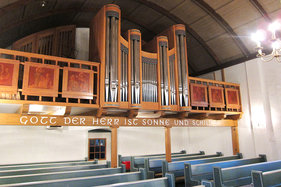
0;59;20;94
62;67;93;99
225;88;240;109
22;62;59;97
209;86;225;108
190;83;208;107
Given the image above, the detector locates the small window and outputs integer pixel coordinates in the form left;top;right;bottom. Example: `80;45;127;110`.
88;138;106;160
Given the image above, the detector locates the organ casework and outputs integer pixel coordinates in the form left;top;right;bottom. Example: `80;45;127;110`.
89;4;199;112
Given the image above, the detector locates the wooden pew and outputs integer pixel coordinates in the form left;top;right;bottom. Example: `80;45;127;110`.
98;173;175;187
0;165;126;185
118;150;186;166
252;169;281;187
184;154;266;186
162;153;242;178
0;159;90;167
0;162;111;177
4;168;148;187
143;152;220;176
0;160;98;171
132;151;205;171
213;160;281;187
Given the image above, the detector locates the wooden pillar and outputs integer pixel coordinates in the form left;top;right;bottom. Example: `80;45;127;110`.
221;68;225;81
165;127;172;162
111;126;118;168
231;121;239;154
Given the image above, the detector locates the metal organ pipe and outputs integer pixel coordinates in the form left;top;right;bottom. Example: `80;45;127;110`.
130;31;141;104
176;30;189;107
105;11;119;102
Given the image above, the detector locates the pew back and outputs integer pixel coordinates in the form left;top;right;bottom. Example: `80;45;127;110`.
0;162;111;177
2;168;147;187
0;159;90;167
0;166;125;185
131;151;205;171
214;160;281;187
252;169;281;187
184;155;266;186
144;152;221;174
0;161;98;171
163;154;242;177
118;150;187;166
98;173;175;187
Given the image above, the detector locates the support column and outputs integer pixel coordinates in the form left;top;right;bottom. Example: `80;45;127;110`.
165;127;172;162
111;126;118;168
231;121;239;154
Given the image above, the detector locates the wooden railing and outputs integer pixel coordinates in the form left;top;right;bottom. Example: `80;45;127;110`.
0;48;242;115
0;48;100;108
189;77;242;113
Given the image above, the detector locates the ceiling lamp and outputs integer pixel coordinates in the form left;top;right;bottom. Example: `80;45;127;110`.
251;20;281;62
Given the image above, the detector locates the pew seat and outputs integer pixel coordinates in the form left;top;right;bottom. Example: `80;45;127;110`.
97;173;175;187
0;162;111;177
162;153;242;178
184;155;266;186
1;168;148;187
0;166;125;185
144;152;220;176
252;168;281;187
213;160;281;187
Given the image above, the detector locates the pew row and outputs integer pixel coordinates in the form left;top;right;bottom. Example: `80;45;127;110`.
118;150;186;166
0;162;111;177
184;154;266;186
143;152;221;176
0;160;98;171
98;173;175;187
213;160;281;187
133;151;205;171
2;168;148;187
162;153;242;178
0;159;90;167
0;165;126;185
252;169;281;187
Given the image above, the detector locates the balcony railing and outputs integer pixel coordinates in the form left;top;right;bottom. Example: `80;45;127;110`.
0;48;100;108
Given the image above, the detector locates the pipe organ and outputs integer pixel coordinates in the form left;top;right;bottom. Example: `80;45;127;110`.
0;3;242;117
90;4;190;111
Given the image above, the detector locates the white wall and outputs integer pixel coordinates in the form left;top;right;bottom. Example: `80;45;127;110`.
200;58;281;160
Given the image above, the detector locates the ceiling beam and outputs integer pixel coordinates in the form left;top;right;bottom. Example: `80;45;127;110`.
191;0;250;57
0;0;33;17
249;0;271;22
134;0;221;66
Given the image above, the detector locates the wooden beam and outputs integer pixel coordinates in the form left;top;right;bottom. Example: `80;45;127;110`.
0;113;238;127
165;127;172;162
231;125;240;155
64;106;72;116
20;104;29;114
221;68;225;82
226;114;242;120
128;109;138;118
192;0;250;57
249;0;271;22
111;126;118;168
208;114;226;120
96;108;107;118
188;113;208;120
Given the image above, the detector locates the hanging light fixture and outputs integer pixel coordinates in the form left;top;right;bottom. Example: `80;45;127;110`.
251;20;281;62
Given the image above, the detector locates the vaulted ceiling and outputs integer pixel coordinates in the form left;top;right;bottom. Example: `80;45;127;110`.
0;0;279;75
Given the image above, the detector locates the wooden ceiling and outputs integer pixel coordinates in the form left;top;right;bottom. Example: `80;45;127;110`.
0;0;279;76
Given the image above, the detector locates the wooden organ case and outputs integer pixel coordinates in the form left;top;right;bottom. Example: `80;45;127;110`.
90;4;194;113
